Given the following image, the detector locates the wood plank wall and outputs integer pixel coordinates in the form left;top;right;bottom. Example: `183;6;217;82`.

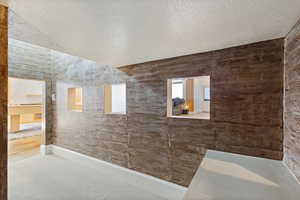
53;38;284;186
284;17;300;183
0;5;8;200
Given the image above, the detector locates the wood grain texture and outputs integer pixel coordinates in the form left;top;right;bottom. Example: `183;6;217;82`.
53;39;284;186
0;5;7;200
284;18;300;183
104;85;112;113
8;135;41;156
185;79;194;112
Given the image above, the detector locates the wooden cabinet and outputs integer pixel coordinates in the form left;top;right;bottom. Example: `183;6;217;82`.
8;105;43;133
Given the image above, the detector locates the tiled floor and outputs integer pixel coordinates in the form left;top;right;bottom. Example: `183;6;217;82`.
9;155;182;200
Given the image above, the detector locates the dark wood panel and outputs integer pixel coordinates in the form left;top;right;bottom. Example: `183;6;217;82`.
0;5;8;200
53;38;284;187
284;17;300;183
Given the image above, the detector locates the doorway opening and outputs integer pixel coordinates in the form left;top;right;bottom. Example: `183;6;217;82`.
7;77;46;163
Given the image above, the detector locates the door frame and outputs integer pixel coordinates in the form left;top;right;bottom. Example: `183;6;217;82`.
7;77;47;147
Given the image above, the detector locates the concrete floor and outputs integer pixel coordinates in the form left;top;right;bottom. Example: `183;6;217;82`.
8;150;300;200
184;151;300;200
8;147;40;164
8;155;183;200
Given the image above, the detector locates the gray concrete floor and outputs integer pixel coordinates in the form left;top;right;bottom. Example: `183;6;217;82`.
9;155;179;200
9;150;300;200
184;151;300;200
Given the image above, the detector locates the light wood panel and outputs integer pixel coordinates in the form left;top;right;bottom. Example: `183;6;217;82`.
68;88;83;112
104;84;112;113
20;113;42;124
186;79;194;112
8;105;42;133
8;115;20;133
8;105;42;115
8;135;41;156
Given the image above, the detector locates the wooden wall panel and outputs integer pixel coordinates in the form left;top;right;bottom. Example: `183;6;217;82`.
284;17;300;183
53;39;284;187
104;85;112;113
68;88;83;112
0;5;7;200
185;79;194;112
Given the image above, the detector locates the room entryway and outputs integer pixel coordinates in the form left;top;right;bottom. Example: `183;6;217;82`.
7;78;46;163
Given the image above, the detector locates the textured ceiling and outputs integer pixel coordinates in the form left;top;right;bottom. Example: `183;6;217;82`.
7;0;300;67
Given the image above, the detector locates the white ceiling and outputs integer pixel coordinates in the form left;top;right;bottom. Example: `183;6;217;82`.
6;0;300;67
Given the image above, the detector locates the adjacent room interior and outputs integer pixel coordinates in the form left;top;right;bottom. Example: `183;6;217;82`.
168;76;210;120
0;1;300;200
7;78;44;162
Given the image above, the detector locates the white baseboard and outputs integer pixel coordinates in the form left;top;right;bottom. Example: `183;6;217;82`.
40;145;52;155
45;145;187;200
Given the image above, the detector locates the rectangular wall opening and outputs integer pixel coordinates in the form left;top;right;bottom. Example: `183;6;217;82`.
68;88;83;112
167;76;210;120
104;83;126;115
8;77;46;162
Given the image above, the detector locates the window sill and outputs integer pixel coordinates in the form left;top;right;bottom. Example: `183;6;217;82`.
105;112;126;115
70;109;83;112
168;113;210;120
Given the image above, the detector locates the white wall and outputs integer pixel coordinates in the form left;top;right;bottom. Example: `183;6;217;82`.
9;78;43;105
194;76;210;113
111;84;126;114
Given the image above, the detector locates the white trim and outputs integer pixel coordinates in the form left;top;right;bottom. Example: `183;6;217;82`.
40;144;52;155
46;145;187;200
